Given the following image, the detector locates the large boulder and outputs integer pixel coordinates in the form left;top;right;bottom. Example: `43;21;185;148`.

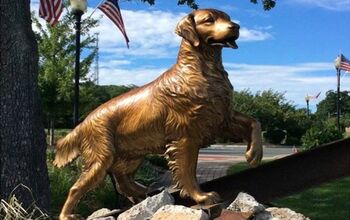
117;190;174;220
151;205;209;220
255;207;310;220
87;208;119;220
226;192;309;220
227;192;265;214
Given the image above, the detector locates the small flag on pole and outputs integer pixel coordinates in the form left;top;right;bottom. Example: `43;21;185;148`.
305;92;321;101
39;0;63;26
98;0;130;48
339;54;350;72
313;91;321;99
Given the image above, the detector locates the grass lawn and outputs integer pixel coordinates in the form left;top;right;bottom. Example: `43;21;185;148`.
227;162;350;220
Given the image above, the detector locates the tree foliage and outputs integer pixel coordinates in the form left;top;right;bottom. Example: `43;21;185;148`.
130;0;276;10
301;119;343;150
32;12;98;127
80;83;136;119
316;90;350;121
233;89;311;144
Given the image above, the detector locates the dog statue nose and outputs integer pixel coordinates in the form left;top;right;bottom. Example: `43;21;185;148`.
228;23;240;30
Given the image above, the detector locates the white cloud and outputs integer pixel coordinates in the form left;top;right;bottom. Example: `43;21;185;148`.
225;62;350;107
89;9;185;58
30;1;273;58
290;0;350;11
99;66;167;86
89;9;272;58
97;60;350;109
239;28;272;41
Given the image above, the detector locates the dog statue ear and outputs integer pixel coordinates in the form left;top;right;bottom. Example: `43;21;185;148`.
175;14;200;47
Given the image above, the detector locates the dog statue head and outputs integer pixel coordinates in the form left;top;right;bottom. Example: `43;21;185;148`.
175;9;240;48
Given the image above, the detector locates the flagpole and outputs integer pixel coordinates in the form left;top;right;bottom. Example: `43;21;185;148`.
334;54;342;131
336;67;341;131
86;0;105;20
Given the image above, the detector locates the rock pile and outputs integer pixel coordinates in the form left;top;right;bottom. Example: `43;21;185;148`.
87;191;310;220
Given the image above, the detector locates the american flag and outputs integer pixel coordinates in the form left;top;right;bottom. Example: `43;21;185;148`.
39;0;63;26
98;0;130;48
340;54;350;72
305;92;321;101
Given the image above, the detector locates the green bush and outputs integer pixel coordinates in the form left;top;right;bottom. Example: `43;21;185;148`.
48;155;118;217
263;129;286;144
301;121;343;150
145;154;169;169
48;153;160;218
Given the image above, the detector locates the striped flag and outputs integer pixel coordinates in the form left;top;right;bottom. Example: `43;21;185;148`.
305;92;321;101
39;0;63;26
314;91;321;99
98;0;130;48
340;54;350;72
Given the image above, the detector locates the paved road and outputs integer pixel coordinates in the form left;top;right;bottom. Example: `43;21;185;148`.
196;145;294;183
157;145;295;186
199;145;293;162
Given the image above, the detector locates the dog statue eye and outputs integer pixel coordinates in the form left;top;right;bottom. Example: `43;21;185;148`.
204;17;214;23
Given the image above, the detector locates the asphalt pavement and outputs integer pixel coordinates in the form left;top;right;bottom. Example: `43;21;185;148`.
156;144;294;186
196;144;293;183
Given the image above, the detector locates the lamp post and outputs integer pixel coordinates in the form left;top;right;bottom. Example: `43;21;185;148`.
70;0;87;126
334;56;341;131
305;95;310;117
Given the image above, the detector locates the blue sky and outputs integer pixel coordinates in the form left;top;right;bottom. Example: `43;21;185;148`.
31;0;350;111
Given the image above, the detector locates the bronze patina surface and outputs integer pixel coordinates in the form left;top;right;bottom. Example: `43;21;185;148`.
54;9;263;220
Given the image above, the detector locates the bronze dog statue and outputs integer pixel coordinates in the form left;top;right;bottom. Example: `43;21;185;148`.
54;9;263;220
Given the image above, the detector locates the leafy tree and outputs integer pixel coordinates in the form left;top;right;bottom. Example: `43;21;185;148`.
233;89;312;144
283;108;312;145
32;12;98;141
80;83;136;119
233;89;287;131
316;90;350;121
0;0;50;213
301;119;343;150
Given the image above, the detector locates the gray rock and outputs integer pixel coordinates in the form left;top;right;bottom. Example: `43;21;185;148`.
254;207;310;220
151;205;209;220
227;192;265;214
87;208;118;220
117;190;174;220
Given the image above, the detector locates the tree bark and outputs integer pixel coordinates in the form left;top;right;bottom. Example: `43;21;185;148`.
0;0;50;213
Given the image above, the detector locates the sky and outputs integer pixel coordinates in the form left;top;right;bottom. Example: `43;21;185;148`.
31;0;350;111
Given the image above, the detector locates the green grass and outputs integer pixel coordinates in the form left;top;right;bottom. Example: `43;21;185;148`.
227;161;350;220
273;177;350;220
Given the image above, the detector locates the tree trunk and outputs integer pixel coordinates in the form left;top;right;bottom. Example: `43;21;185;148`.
0;0;50;213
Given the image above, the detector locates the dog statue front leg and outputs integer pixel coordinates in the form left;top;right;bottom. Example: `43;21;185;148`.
165;138;220;205
230;110;263;167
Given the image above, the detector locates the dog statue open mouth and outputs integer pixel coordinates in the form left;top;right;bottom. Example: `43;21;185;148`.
207;36;239;48
55;9;263;220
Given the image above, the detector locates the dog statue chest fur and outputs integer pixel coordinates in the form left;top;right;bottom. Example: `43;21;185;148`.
54;9;263;220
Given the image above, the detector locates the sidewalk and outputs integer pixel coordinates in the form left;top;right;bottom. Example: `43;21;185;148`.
196;154;245;183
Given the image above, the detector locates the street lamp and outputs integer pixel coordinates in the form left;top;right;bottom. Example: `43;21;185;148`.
70;0;87;126
305;95;311;117
334;56;341;131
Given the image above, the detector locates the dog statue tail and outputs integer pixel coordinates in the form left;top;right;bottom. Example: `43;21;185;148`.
53;126;82;168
